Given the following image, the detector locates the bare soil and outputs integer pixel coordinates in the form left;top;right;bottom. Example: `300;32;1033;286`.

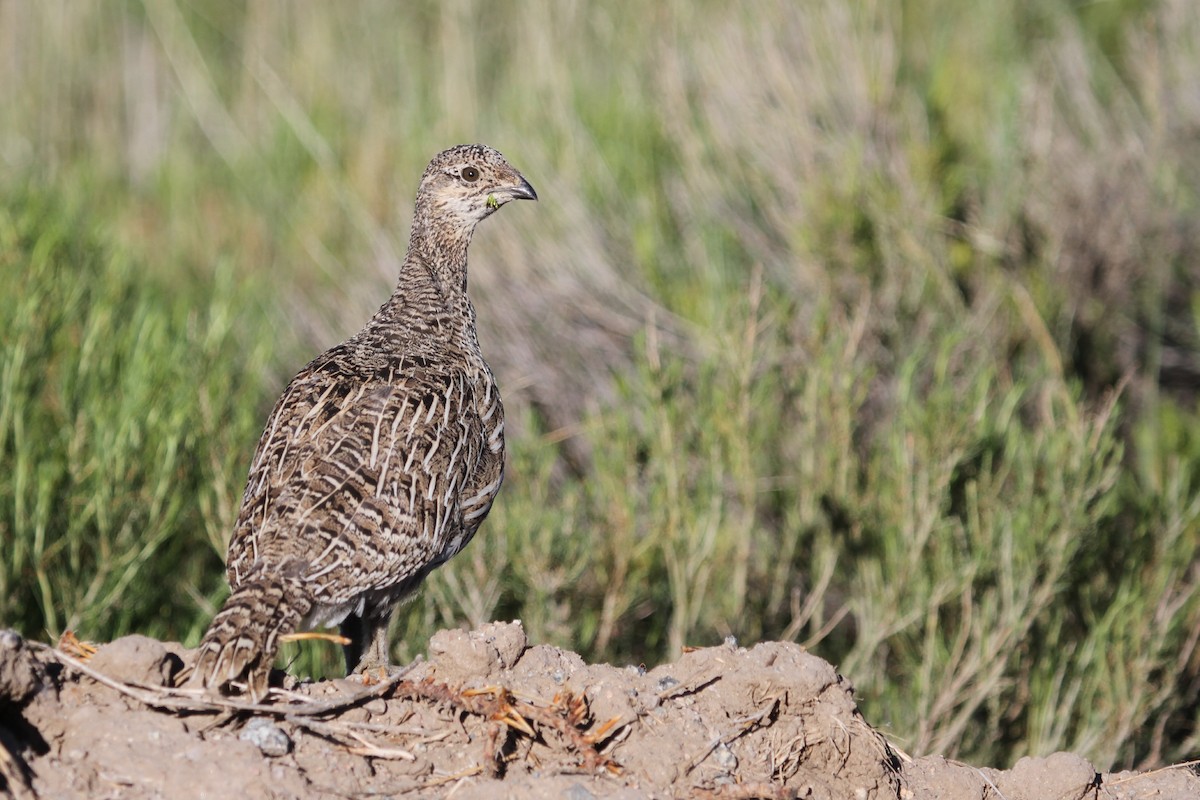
0;622;1196;799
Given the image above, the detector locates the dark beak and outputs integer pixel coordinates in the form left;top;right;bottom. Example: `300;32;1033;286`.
508;176;538;201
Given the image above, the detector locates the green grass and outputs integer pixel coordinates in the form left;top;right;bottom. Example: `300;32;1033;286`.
0;187;274;645
3;0;1200;771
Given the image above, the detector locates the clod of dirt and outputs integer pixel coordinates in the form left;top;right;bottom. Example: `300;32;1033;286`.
86;635;183;688
0;631;44;708
426;619;528;682
419;631;902;798
905;751;1104;799
903;755;993;798
995;752;1098;800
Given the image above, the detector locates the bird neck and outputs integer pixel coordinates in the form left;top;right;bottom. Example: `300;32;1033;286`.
409;195;476;292
376;205;479;343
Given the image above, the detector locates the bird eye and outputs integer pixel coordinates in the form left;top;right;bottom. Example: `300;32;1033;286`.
461;167;480;182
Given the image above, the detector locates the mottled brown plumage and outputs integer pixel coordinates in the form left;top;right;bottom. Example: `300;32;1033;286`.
188;144;536;700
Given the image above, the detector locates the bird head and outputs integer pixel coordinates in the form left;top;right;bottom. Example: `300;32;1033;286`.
416;144;537;229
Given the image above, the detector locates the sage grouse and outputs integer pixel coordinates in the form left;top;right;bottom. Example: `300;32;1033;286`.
189;144;536;700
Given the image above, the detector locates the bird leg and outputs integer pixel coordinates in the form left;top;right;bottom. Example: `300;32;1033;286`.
340;607;395;675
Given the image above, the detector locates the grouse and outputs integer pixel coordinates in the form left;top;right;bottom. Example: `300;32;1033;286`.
189;144;536;700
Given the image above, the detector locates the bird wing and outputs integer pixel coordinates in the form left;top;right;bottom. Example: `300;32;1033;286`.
434;363;504;567
226;351;485;605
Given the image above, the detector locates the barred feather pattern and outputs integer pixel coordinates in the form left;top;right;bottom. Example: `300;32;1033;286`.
188;144;534;700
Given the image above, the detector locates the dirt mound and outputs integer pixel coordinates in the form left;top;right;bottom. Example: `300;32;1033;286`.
0;623;1196;799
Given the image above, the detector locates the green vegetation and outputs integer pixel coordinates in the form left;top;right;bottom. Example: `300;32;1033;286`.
3;0;1199;770
0;190;274;647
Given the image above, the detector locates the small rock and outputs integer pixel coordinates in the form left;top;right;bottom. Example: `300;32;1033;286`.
712;742;737;771
564;782;595;800
240;717;292;757
0;630;45;706
655;676;679;693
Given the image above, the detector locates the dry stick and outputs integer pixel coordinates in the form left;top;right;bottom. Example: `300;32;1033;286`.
688;784;800;800
403;766;484;795
281;715;417;761
295;678;619;773
32;641;418;718
1108;758;1200;785
400;684;623;773
336;762;495;799
684;697;782;776
659;669;723;701
309;719;430;736
343;734;416;761
509;694;625;771
973;768;1009;800
308;766;486;799
481;722;507;778
312;762;489;800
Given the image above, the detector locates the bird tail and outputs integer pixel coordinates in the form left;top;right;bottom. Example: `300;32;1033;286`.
185;571;312;702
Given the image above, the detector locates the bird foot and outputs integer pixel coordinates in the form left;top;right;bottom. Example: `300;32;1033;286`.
350;663;409;686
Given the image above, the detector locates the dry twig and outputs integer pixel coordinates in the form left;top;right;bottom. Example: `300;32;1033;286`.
685;698;782;775
391;682;624;774
688;783;804;800
32;641;416;718
1108;759;1200;786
